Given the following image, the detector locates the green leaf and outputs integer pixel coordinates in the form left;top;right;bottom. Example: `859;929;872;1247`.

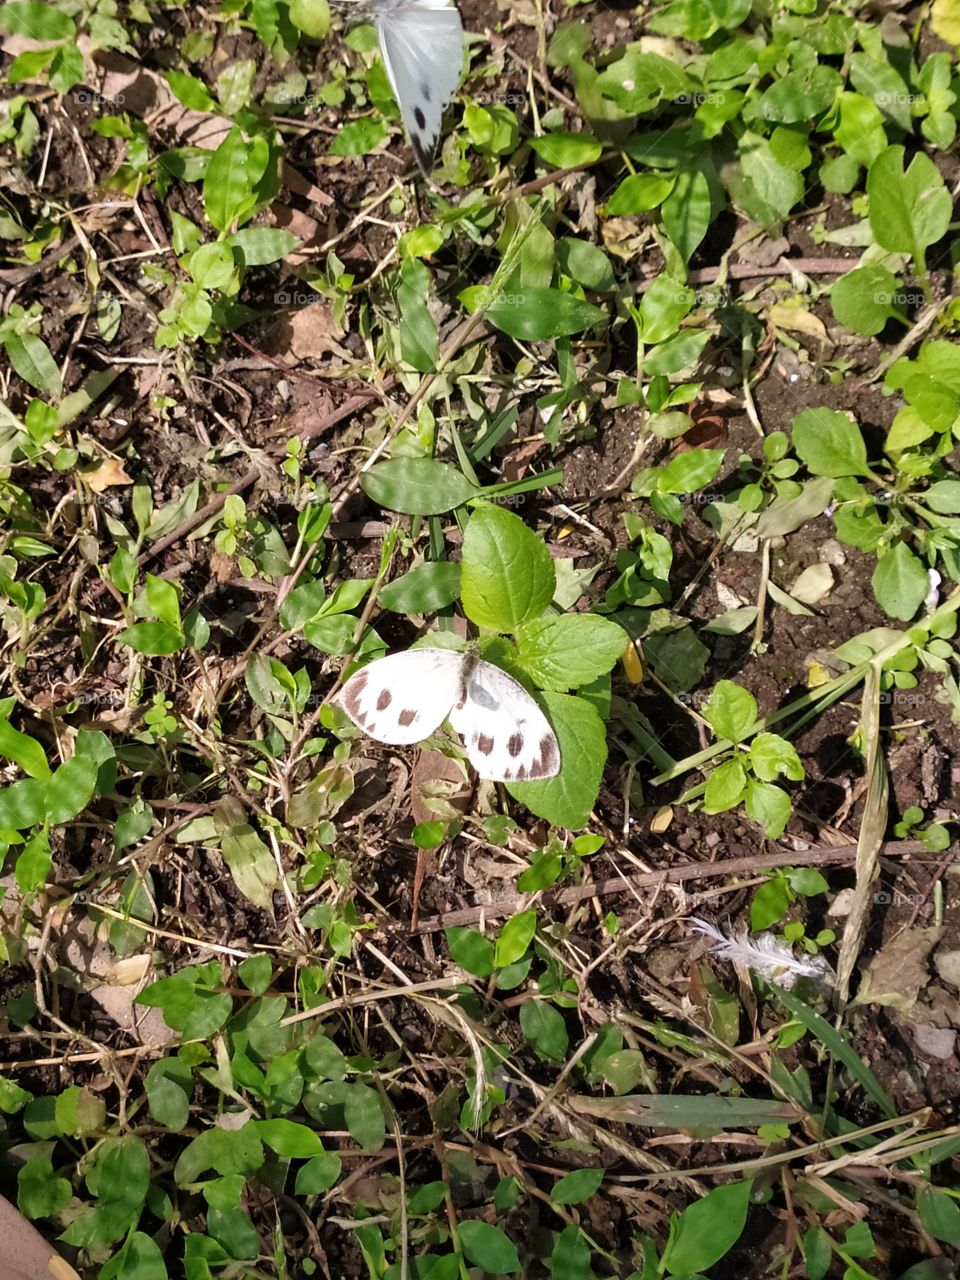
702;680;757;743
867;146;952;273
256;1118;325;1157
0;777;48;829
750;733;804;782
165;69;217;111
460;504;555;632
457;1221;520;1274
445;926;495;977
45;754;98;822
551;1225;591;1280
604;173;676;215
661;168;712;261
227;227;299;265
515;614;625;691
361;458;477;516
344;1083;385;1152
660;1179;752;1275
329;117;389;156
397;257;438;373
238;954;272;995
871;542;929;621
704;758;747;812
215;797;280;909
744;779;792;839
495;909;537;968
15;830;50;893
529;132;602;168
380;560;461;612
520;999;569;1062
924;480;960;514
117;621;185;654
484;287;604;341
759;66;842;122
551;1167;603;1204
0;717;50;779
295;1153;342;1194
507;691;607;829
918;1187;960;1244
174;1123;264;1183
17;1154;72;1219
0;1;74;39
3;331;62;398
803;1227;832;1280
830;264;903;337
100;1231;168;1280
145;1059;193;1131
791;407;871;479
203;126;269;232
289;0;329;37
656;448;724;494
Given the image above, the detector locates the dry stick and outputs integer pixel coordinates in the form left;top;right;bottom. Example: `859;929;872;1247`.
409;839;935;934
634;256;857;293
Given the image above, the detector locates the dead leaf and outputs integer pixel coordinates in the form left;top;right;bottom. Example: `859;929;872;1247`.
791;564;834;605
83;457;133;493
854;927;942;1009
767;304;829;342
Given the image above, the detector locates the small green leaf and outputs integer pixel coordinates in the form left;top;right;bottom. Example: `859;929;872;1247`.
457;1221;520;1274
379;561;461;612
551;1167;603;1204
484;287;604;341
791;407;871;478
445;926;495;977
871;542;929;621
495;909;537;968
256;1118;325;1157
702;680;757;743
0;717;50;779
520;999;569;1062
361;458;477;516
660;1179;752;1275
529;132;603;168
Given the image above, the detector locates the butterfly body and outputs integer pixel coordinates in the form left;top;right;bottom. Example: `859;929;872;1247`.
338;647;560;782
340;0;464;174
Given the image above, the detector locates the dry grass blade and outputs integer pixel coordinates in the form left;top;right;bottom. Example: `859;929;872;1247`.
834;661;890;1007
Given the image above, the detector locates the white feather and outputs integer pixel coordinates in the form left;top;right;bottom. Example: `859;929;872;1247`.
690;918;835;990
338;647;560;782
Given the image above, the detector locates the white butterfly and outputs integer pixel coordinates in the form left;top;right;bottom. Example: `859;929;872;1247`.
337;647;561;782
343;0;464;175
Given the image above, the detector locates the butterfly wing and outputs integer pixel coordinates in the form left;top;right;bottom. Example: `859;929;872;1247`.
449;659;561;782
375;0;464;174
338;648;464;744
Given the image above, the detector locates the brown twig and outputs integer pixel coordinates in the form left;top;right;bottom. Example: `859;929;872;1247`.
409;839;935;934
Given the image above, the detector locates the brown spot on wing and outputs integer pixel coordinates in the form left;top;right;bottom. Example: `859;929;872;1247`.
528;734;561;779
342;672;367;717
398;709;417;728
476;734;495;756
507;732;524;758
376;688;392;711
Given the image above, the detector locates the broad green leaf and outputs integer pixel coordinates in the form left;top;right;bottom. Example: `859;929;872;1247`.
744;779;792;839
445;926;495;977
867;146;952;274
0;776;48;828
702;680;757;743
657;448;724;494
515;614;625;690
750;733;803;782
344;1083;385;1152
520;999;569;1061
830;264;903;337
484;287;604;341
289;0;329;37
660;1179;752;1275
203;127;269;232
295;1153;342;1194
759;66;842;123
174;1124;264;1184
215;797;280;909
460;503;555;631
551;1225;591;1280
0;1;74;39
145;1059;193;1131
379;560;461;613
4;331;61;398
704;758;747;812
117;621;185;654
495;909;537;968
361;458;477;515
529;132;602;168
329;117;389;156
100;1231;168;1280
0;717;50;779
871;542;929;620
753;476;835;538
256;1118;325;1157
397;257;437;372
60;1134;150;1248
507;691;606;829
165;70;216;111
924;480;960;514
661;168;712;261
791;407;871;478
17;1155;72;1219
918;1187;960;1244
228;227;299;265
15;830;50;893
604;173;676;215
551;1167;603;1204
457;1221;520;1274
45;755;99;823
